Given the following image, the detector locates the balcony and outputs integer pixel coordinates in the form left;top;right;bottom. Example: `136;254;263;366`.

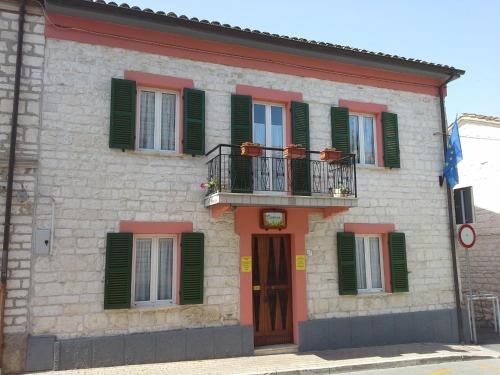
204;145;358;213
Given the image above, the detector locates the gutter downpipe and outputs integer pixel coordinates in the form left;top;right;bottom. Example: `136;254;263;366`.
0;0;27;370
438;75;464;343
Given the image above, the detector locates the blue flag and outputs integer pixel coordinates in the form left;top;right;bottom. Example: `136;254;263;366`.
443;119;462;188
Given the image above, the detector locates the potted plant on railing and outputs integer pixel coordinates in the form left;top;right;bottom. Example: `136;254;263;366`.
240;141;263;157
284;144;306;159
329;184;350;198
320;147;343;161
201;178;218;196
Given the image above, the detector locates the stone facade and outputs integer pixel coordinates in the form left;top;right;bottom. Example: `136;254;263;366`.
0;1;45;372
23;35;456;342
456;114;500;323
0;2;464;372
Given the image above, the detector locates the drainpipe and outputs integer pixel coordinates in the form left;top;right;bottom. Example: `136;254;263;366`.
438;75;464;343
0;0;27;370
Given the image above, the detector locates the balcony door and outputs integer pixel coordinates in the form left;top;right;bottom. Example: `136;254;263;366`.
253;103;286;193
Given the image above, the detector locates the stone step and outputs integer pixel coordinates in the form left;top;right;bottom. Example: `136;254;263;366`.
254;344;299;356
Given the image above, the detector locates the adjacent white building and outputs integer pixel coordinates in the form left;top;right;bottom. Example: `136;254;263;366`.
456;114;500;324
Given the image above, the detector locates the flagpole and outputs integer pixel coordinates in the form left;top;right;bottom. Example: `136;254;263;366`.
438;76;464;343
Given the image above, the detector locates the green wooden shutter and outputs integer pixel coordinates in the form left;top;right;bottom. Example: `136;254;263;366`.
389;232;409;292
110;78;136;150
231;94;253;193
183;88;205;155
337;232;357;295
180;232;204;305
382;112;400;168
291;101;311;196
331;107;350;153
104;232;133;309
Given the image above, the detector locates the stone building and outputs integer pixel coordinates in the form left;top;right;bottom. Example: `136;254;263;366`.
0;0;466;372
455;114;500;326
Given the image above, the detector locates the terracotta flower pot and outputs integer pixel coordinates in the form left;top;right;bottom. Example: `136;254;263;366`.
241;143;263;157
320;149;343;161
284;145;306;159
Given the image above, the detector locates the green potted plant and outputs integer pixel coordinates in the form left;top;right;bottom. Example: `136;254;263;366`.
201;178;218;196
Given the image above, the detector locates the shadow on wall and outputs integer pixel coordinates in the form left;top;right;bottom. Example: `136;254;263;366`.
458;205;500;326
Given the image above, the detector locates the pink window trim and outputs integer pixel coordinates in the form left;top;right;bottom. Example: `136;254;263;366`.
119;220;193;304
236;84;303;147
338;100;388;168
344;223;395;293
124;71;195;154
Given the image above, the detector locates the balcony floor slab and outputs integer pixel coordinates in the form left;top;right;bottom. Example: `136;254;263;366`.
204;192;358;209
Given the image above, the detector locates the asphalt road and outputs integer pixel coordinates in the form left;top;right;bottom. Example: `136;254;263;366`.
341;359;500;375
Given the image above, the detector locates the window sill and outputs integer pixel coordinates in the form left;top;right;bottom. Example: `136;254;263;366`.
341;291;391;297
131;302;178;310
355;164;385;171
126;149;196;158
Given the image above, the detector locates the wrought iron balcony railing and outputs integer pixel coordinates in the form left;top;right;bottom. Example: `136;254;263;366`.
205;144;357;198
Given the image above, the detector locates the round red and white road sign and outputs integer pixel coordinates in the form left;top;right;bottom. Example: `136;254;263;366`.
458;224;476;248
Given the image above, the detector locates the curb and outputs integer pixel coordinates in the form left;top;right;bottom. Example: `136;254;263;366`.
243;354;498;375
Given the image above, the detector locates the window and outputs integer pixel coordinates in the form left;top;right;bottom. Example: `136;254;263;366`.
454;186;474;224
132;235;176;307
355;235;384;292
349;114;376;165
138;89;179;152
253;103;286;192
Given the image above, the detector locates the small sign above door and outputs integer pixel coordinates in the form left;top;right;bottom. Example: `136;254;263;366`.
260;209;287;230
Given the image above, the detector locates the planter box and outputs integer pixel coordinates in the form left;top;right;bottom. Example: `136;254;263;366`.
284;146;306;160
241;144;263;157
320;149;343;161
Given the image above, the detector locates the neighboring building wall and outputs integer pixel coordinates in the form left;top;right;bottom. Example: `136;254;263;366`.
27;37;455;344
457;115;500;323
0;1;45;372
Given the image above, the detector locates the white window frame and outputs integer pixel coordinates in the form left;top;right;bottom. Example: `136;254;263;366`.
356;235;384;293
252;102;287;194
349;113;377;166
131;234;177;307
136;87;180;153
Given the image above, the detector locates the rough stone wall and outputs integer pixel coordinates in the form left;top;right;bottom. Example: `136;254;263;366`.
0;1;45;372
29;37;455;339
457;119;500;323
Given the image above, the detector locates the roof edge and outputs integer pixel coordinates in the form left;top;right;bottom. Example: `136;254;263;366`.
46;0;465;80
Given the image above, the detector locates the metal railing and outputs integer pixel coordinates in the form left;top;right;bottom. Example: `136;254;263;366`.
205;144;357;197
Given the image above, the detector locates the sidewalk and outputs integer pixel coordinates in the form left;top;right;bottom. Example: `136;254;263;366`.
35;343;500;375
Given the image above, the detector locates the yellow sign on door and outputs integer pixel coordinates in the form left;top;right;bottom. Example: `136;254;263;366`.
241;256;252;272
296;255;306;271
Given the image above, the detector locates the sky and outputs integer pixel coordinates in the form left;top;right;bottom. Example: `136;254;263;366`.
129;0;499;123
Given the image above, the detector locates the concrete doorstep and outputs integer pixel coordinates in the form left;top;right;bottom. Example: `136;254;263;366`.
33;343;500;375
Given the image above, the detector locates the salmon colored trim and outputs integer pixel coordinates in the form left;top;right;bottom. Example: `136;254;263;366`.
344;223;395;293
339;100;389;168
120;220;193;304
323;207;349;218
126;71;194;154
119;220;193;234
210;203;232;219
235;207;324;345
124;71;194;91
45;13;444;96
236;85;302;104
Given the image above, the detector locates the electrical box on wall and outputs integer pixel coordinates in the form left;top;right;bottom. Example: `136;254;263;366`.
34;229;50;254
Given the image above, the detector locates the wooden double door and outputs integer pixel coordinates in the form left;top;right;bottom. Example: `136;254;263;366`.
252;235;293;346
